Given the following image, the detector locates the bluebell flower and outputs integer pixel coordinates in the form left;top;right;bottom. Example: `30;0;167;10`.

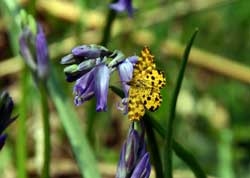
62;45;116;111
110;0;134;17
36;24;49;79
71;45;112;59
131;153;151;178
117;56;138;98
73;64;110;111
61;45;113;82
95;64;110;111
61;45;131;111
0;92;17;151
73;67;95;106
116;123;151;178
19;12;49;80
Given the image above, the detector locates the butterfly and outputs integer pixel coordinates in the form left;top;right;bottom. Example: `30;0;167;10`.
127;47;166;120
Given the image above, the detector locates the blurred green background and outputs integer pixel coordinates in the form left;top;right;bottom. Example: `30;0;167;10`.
0;0;250;177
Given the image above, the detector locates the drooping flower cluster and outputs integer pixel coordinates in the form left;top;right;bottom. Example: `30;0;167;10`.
61;44;138;112
0;92;17;151
61;45;151;177
19;10;49;80
116;123;151;178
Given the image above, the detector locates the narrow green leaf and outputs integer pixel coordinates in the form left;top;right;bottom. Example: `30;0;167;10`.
110;86;125;98
16;67;29;178
163;29;199;178
47;69;101;178
38;82;51;178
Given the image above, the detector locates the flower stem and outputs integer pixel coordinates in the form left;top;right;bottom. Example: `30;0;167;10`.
38;81;50;178
163;29;199;178
16;66;28;178
143;117;164;178
100;0;118;46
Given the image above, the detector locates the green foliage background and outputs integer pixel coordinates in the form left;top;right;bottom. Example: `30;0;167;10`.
0;0;249;178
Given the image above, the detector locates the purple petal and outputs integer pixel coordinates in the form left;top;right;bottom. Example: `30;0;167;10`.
116;142;127;178
131;153;151;178
127;55;138;64
94;64;110;112
116;98;128;114
36;24;49;79
110;1;126;12
118;59;133;98
109;0;134;17
71;45;111;59
73;68;96;106
0;134;7;151
125;128;140;173
74;80;95;106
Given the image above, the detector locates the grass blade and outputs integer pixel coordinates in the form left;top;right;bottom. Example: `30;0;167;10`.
163;29;199;178
47;69;101;178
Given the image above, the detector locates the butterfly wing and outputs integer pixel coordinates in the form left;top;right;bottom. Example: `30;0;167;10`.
128;87;145;120
127;47;166;120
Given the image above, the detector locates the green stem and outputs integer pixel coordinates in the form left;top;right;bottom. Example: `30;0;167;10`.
143;117;164;178
100;0;118;46
86;101;97;146
163;29;198;178
218;129;234;178
16;67;28;178
38;81;50;178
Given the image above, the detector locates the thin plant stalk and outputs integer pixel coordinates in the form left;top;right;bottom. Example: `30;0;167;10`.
38;81;50;178
100;0;118;46
86;101;97;145
143;118;164;178
16;66;28;178
163;29;199;178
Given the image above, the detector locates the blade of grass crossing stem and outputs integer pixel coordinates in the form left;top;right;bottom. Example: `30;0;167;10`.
47;69;101;178
143;116;164;178
146;115;207;178
110;86;206;178
163;29;199;178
